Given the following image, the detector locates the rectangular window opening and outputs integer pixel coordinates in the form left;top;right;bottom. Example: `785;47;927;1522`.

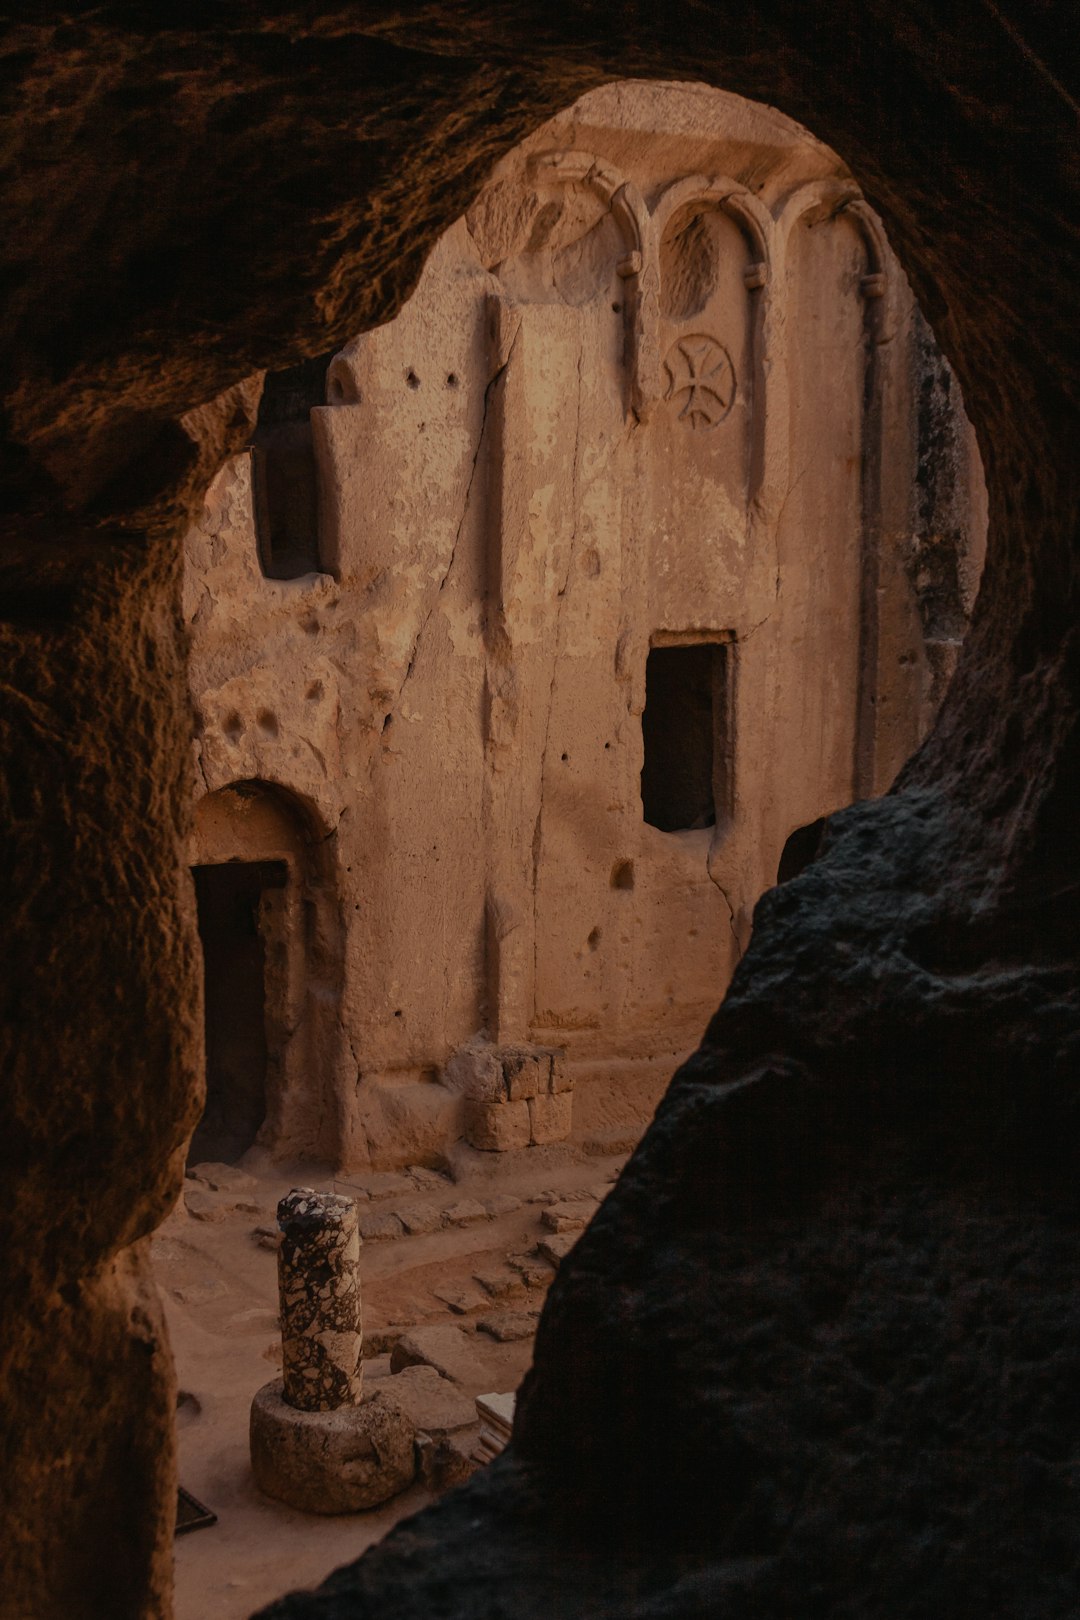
641;641;732;833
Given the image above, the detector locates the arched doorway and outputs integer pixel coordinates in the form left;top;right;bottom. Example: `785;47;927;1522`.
189;780;344;1166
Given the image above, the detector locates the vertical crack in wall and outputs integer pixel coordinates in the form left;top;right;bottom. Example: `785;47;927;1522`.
707;863;743;961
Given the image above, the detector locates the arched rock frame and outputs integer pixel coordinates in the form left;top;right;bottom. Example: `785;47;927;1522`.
0;14;1076;1620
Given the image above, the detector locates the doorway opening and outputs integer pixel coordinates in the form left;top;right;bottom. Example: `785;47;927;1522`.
190;859;287;1164
188;779;345;1166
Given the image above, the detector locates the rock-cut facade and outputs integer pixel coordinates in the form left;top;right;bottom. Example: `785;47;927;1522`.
184;82;986;1169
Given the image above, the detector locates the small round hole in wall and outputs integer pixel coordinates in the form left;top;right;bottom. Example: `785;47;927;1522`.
406;368;420;389
612;302;622;313
560;752;569;763
327;362;360;405
223;712;244;742
587;927;601;951
446;373;459;388
257;710;279;737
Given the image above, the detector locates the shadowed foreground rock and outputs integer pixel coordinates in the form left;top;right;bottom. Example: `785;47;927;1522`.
257;798;1080;1618
0;4;1077;1617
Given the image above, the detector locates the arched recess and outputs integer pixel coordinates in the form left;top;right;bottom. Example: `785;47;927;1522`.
775;178;898;802
189;780;344;1166
497;149;659;418
652;175;772;502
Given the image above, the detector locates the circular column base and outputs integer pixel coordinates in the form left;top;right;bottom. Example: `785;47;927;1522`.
250;1379;416;1514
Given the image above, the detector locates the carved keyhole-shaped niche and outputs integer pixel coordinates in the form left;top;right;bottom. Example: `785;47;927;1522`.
470;172;625;309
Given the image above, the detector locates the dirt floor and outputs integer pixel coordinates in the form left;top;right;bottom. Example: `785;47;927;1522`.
155;1143;627;1619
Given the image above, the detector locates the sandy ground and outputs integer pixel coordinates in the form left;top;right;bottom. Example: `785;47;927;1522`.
155;1145;626;1619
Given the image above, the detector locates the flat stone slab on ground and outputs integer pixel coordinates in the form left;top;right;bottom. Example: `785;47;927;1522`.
407;1166;452;1193
390;1324;495;1388
476;1391;516;1431
335;1171;419;1203
507;1252;556;1289
433;1283;488;1316
477;1311;539;1342
482;1193;523;1218
378;1364;477;1435
187;1162;258;1194
183;1187;230;1222
394;1201;442;1235
536;1233;577;1267
358;1210;406;1242
473;1265;527;1302
540;1202;592;1234
442;1199;489;1228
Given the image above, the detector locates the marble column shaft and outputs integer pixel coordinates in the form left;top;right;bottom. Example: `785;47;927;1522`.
276;1188;363;1412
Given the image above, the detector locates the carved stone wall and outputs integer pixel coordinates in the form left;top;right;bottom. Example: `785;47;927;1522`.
185;83;983;1170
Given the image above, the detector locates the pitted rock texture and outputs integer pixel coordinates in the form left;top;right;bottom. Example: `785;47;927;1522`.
277;1190;363;1412
0;6;1077;1620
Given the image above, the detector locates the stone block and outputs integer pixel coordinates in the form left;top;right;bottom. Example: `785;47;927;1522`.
183;1186;229;1222
249;1381;415;1513
473;1392;516;1465
547;1050;572;1094
464;1097;531;1152
483;1193;523;1218
537;1232;577;1268
390;1324;493;1387
415;1430;479;1493
501;1048;542;1100
442;1039;505;1102
507;1252;555;1290
433;1283;488;1315
395;1201;442;1235
188;1162;258;1194
358;1210;405;1242
473;1265;527;1302
477;1311;539;1342
378;1364;477;1435
541;1201;592;1234
442;1198;490;1227
528;1091;573;1145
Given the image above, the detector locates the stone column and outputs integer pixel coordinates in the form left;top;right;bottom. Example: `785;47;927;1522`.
277;1188;362;1410
250;1186;415;1513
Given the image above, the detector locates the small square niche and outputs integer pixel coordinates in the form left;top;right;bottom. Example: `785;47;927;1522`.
640;641;731;833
